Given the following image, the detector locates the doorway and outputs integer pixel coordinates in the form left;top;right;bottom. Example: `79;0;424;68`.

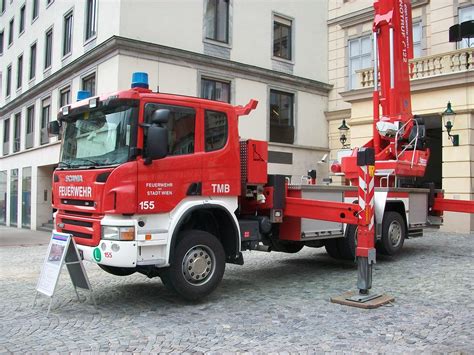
36;164;56;229
417;114;442;189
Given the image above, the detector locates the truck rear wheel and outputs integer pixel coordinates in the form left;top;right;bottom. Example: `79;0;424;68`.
378;211;405;256
98;264;136;276
162;230;225;301
270;239;304;253
324;224;357;260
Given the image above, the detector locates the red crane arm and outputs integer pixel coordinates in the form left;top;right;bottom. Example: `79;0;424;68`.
432;198;474;214
337;0;430;185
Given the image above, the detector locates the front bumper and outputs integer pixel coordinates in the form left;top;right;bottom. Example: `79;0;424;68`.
76;238;138;268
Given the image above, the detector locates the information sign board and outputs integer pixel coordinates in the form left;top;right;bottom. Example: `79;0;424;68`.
34;232;96;315
36;232;69;297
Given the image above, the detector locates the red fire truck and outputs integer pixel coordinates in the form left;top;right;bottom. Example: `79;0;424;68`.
48;0;473;301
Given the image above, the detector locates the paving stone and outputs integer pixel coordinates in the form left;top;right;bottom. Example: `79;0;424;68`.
0;231;473;352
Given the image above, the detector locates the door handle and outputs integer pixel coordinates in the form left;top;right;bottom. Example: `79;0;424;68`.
186;182;202;196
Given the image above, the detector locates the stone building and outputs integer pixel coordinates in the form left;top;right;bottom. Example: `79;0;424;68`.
0;0;330;230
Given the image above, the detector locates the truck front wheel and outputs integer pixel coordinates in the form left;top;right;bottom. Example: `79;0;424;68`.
162;230;225;301
378;211;405;256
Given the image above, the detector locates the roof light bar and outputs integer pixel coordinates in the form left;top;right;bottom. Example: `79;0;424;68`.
77;90;91;101
131;72;149;89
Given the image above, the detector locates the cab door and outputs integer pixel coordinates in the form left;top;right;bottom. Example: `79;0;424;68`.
200;108;240;198
137;100;202;214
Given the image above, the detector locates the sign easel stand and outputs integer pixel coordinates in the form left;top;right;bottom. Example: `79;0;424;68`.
34;232;97;316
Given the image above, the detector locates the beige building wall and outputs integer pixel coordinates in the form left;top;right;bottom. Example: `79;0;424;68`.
327;0;474;232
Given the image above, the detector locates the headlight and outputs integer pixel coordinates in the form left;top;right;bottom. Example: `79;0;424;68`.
102;226;135;241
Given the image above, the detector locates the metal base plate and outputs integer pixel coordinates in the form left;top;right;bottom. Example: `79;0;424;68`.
347;292;382;303
330;291;395;309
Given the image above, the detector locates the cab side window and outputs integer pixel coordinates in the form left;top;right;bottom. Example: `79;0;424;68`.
205;110;228;152
145;103;196;156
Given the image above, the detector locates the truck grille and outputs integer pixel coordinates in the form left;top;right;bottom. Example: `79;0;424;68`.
61;199;95;207
62;218;93;228
56;213;101;246
64;210;93;217
61;229;93;239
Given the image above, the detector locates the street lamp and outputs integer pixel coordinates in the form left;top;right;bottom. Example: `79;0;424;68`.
442;102;459;146
338;119;350;148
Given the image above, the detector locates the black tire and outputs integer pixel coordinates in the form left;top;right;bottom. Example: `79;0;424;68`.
324;238;341;259
324;224;357;260
339;224;357;260
159;270;175;292
377;211;406;256
271;240;304;253
161;230;225;301
98;264;136;276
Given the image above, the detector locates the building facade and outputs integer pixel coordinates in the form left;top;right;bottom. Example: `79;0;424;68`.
0;0;331;230
327;0;474;232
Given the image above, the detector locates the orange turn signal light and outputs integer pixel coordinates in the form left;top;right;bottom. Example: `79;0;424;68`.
119;227;135;241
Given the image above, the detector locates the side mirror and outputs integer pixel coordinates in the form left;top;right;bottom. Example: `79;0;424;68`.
151;109;170;125
48;121;61;136
146;125;168;162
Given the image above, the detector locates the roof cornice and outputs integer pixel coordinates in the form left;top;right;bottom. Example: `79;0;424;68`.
1;36;332;117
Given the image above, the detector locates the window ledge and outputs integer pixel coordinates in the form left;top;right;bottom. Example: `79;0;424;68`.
84;35;97;47
43;67;52;77
31;16;38;25
46;1;54;10
61;52;72;65
19;30;25;38
203;38;232;49
272;56;294;65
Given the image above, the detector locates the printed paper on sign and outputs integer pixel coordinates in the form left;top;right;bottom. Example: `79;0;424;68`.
36;232;70;297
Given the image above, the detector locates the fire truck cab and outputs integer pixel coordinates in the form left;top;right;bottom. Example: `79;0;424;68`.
52;74;250;300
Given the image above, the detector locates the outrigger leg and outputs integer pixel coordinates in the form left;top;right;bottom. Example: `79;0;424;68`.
331;148;394;308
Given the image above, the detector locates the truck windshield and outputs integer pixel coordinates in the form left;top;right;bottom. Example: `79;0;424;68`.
59;104;138;168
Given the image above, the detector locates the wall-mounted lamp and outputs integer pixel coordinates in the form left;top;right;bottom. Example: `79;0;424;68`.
338;119;350;148
442;102;459;146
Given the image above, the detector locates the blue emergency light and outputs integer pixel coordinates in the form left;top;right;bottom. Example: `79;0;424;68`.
77;90;91;101
131;72;149;89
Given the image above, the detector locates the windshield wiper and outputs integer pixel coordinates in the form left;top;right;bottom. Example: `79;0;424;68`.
74;158;101;166
58;161;73;168
59;158;101;168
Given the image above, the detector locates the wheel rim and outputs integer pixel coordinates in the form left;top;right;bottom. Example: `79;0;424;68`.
388;221;402;248
182;245;215;286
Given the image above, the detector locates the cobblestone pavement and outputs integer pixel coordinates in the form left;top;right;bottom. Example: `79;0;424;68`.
0;229;473;353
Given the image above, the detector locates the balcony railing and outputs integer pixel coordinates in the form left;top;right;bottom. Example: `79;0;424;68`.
357;47;474;88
